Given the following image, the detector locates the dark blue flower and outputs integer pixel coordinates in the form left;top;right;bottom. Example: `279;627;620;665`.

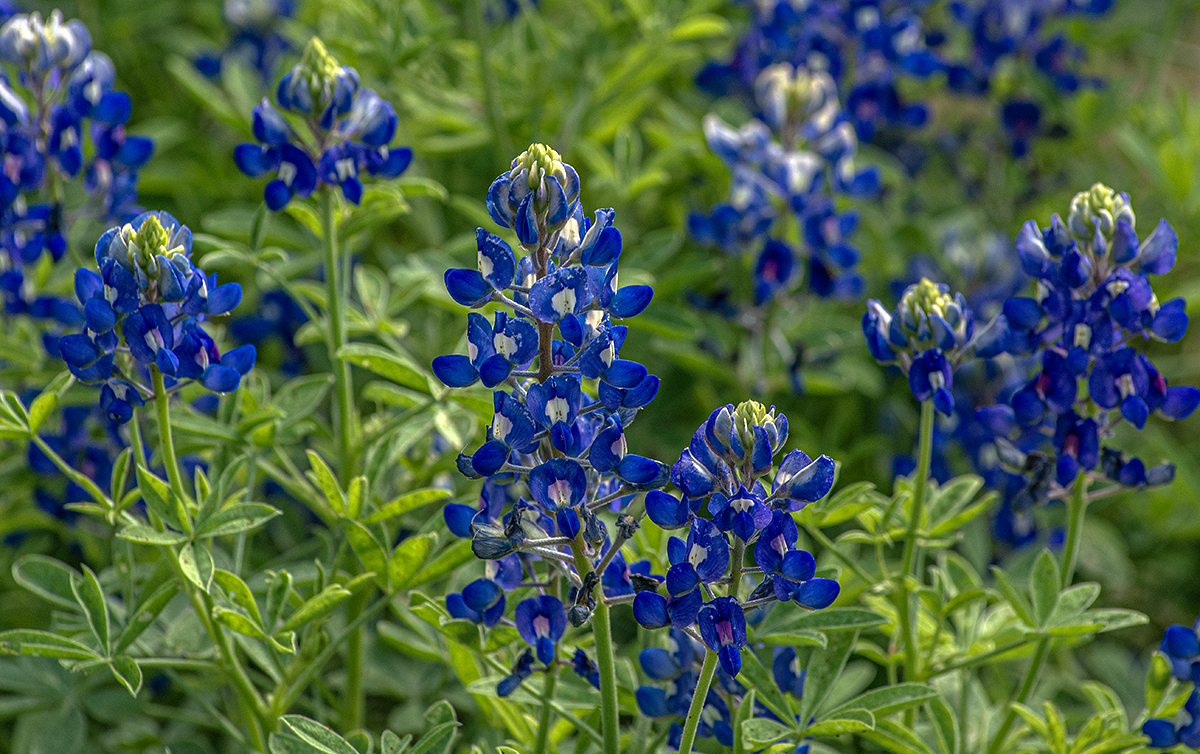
515;594;567;665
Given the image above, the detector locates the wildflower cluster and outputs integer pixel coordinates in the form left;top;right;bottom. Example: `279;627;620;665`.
976;184;1197;507
195;0;295;82
944;0;1112;155
57;211;255;423
864;276;1008;417
691;62;878;304
434;143;664;697
633;401;838;674
0;10;152;327
696;0;942;144
235;37;411;210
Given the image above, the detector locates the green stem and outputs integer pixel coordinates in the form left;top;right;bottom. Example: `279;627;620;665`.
897;399;935;682
678;650;718;754
534;665;560;754
728;538;745;600
341;589;369;731
321;187;354;487
150;367;266;750
1059;474;1088;589
151;368;186;497
569;537;619;754
984;637;1050;754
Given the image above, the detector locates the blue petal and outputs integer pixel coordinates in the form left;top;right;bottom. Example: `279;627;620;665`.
1138;219;1177;275
633;591;669;629
635;687;670;717
207;283;243;316
433;355;480;388
794;578;840;609
444;269;492;307
1161;387;1200;420
582;227;621;266
609;285;653;318
220;344;257;375
201;365;242;393
83;299;117;332
638;648;680;681
443;503;477;537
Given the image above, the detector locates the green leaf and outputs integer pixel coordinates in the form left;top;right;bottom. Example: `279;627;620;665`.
927;699;958;754
340;518;388;582
338;343;432;394
757;630;827;648
1146;652;1172;714
0;629;101;660
117;525;188;545
281;714;360;754
213;570;265;627
12;554;81;610
670;13;731;40
804;710;876;736
165;55;243;128
27;391;57;434
136;465;186;532
738;647;794;724
740;718;794;746
250;202;269;251
1088;608;1149;633
110;656;142;696
407;720;460;754
991;566;1036;627
178;542;214;593
274;376;333;431
862;718;937;754
213;607;295;653
799;630;857;727
409;540;473;589
826;683;938;719
307;450;346;514
280;585;352;633
346;476;367;520
266;571;293;630
195;503;282;538
389;533;438;591
110;448;132;503
364;488;452;524
72;564;109;655
380;730;411;754
733;688;757;754
1030;549;1061;626
769;608;887;634
115;580;179;654
171;411;242;443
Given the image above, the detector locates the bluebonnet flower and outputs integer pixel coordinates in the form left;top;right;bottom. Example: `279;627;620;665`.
864;277;1009;417
195;0;295;82
571;648;600;689
0;11;152;341
434;145;671;703
446;578;506;628
58;212;255;423
497;649;535;697
979;184;1197;506
235;37;412;210
942;0;1111;155
635;401;838;677
692;63;877;306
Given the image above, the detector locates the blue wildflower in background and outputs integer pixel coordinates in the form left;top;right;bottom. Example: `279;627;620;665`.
0;10;152;335
196;0;295;82
235;37;411;210
978;184;1197;508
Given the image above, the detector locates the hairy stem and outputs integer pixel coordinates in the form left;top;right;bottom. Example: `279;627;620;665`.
569;536;619;754
534;664;560;754
151;368;186;497
321;187;354;485
1059;474;1089;588
677;650;718;754
985;637;1050;754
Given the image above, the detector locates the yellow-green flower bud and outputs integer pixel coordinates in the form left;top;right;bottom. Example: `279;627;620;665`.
1067;182;1135;241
